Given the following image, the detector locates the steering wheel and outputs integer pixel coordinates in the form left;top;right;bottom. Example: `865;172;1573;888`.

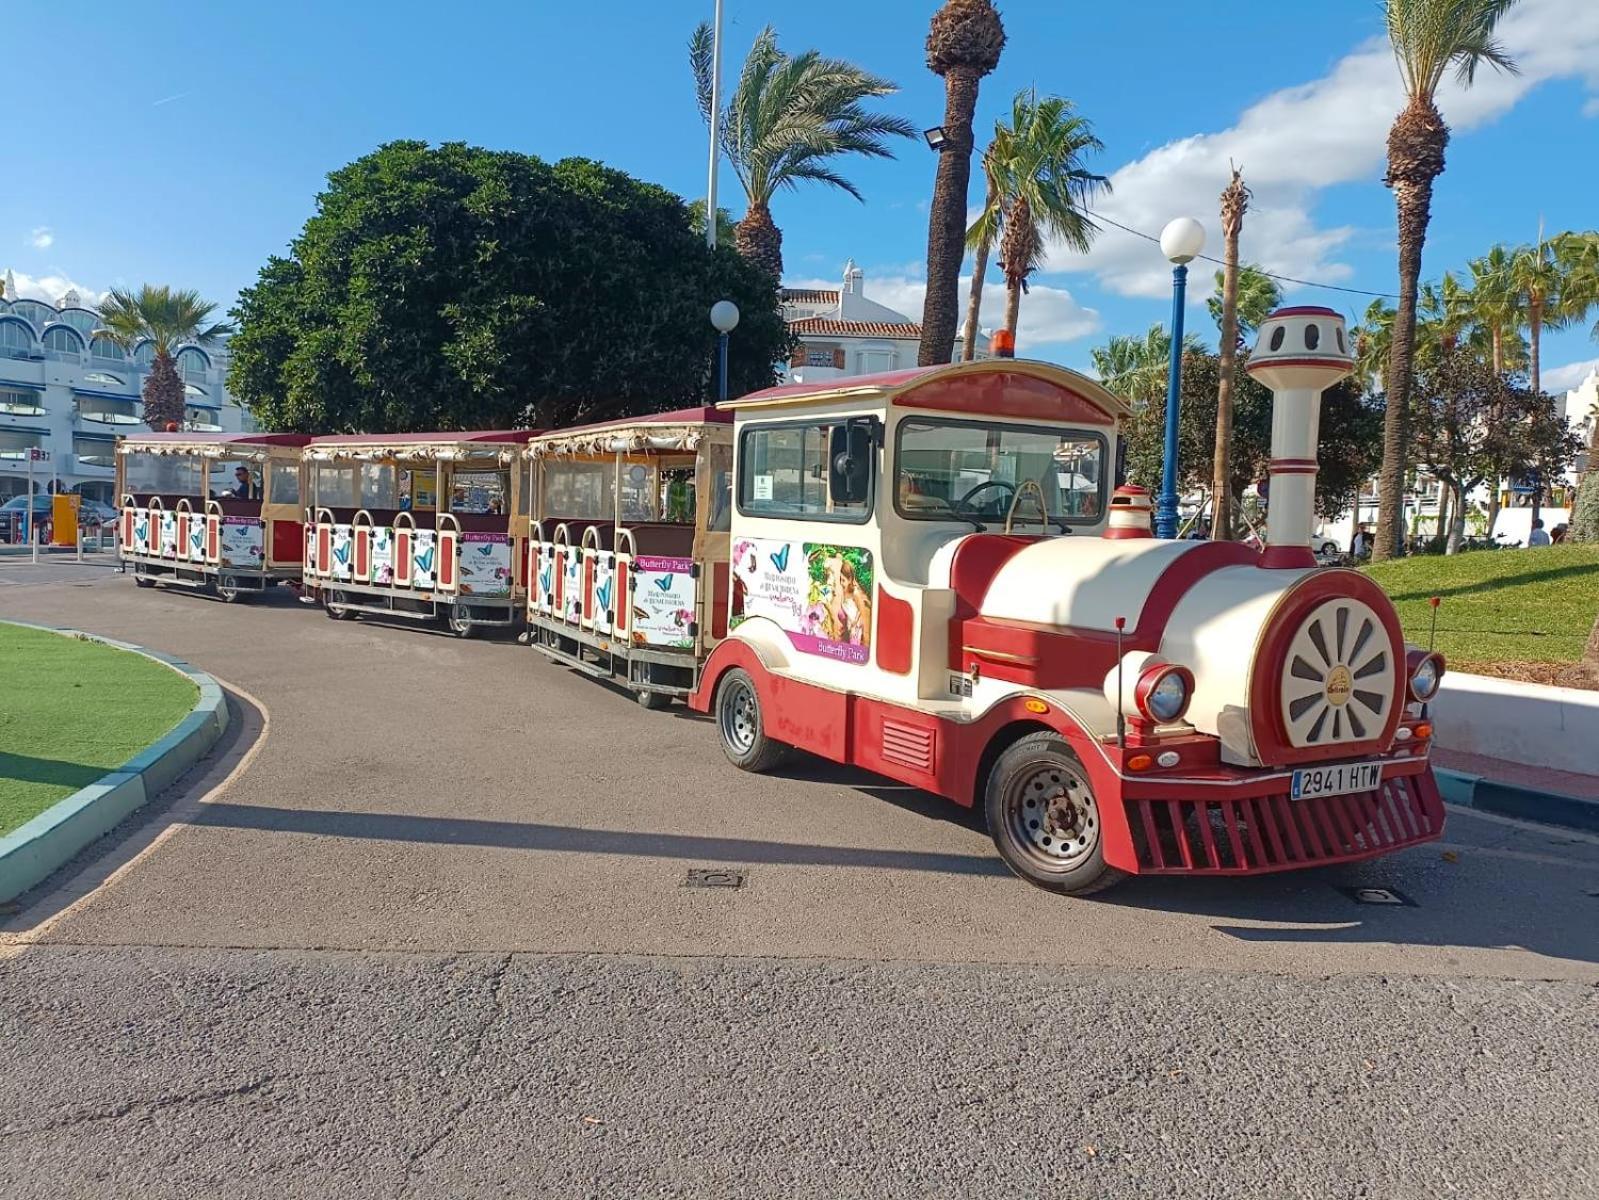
953;479;1015;516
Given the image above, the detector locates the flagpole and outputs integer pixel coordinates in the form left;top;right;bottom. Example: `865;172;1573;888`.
705;0;724;250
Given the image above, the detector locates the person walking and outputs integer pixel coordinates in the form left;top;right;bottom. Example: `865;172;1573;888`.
1528;518;1551;547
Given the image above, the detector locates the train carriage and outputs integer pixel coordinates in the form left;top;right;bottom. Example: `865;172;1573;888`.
690;311;1447;896
117;432;311;601
523;407;734;706
300;430;538;636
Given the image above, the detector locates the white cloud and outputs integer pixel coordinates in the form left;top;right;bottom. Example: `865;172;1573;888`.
785;270;1102;349
1584;96;1599;118
28;227;53;250
4;269;107;308
1543;357;1599;394
1049;0;1599;299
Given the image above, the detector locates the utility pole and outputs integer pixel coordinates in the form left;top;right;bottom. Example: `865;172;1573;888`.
705;0;724;250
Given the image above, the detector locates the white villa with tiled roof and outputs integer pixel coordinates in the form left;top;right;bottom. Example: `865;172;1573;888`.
780;260;989;383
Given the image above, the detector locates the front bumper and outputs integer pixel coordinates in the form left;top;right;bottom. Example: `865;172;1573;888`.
1110;760;1445;875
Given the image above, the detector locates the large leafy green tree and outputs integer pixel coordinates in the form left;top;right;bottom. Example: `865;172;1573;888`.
1373;0;1519;560
228;143;791;434
918;0;1005;366
689;24;914;280
95;285;233;430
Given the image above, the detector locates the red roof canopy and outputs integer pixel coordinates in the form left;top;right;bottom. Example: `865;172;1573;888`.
549;406;731;437
306;429;541;445
125;432;313;447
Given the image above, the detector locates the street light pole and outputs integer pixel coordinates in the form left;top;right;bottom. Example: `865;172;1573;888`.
704;0;724;251
1155;217;1206;539
710;300;740;403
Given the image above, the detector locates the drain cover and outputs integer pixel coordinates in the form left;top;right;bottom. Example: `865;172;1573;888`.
1338;886;1413;906
685;868;747;889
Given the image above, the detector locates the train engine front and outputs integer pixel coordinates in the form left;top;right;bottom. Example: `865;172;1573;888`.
965;307;1446;893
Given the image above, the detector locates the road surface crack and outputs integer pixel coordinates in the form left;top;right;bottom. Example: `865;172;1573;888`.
1;1073;290;1137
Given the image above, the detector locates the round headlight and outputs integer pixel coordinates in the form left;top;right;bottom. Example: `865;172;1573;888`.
1408;651;1443;703
1136;663;1194;724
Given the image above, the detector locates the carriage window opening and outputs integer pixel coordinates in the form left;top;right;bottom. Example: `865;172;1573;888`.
518;462;533;521
619;460;659;522
541;460;613;521
738;421;872;522
360;463;398;509
704;441;733;532
269;462;301;506
124;451;205;498
312;462;358;508
895;419;1106;525
217;460;261;500
451;469;508;515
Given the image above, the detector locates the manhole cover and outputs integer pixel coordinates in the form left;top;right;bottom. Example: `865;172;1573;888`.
685;868;747;889
1337;886;1413;906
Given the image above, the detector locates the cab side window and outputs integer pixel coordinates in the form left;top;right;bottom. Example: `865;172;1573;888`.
737;421;874;523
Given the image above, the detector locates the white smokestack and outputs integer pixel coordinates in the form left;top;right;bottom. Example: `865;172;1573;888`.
1244;306;1354;568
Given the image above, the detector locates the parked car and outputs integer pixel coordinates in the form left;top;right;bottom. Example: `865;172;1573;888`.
76;498;119;527
0;494;54;543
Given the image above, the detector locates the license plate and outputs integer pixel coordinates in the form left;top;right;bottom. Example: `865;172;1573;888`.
1291;760;1382;801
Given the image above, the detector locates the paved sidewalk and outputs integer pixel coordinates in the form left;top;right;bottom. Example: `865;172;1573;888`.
1434;747;1599;802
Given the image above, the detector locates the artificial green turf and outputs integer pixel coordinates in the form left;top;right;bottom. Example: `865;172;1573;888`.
1363;544;1599;669
0;623;198;836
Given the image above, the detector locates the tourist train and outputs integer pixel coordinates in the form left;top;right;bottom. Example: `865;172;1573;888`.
116;306;1447;895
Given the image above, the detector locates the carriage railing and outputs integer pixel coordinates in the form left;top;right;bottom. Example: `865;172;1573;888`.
527;520;699;652
304;506;462;596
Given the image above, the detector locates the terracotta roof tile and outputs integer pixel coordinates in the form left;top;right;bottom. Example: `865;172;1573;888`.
789;317;922;338
780;288;840;304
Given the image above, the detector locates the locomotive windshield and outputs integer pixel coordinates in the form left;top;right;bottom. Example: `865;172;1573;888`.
894;418;1105;525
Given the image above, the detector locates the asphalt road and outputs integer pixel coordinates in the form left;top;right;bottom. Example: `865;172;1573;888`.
3;564;1597;1198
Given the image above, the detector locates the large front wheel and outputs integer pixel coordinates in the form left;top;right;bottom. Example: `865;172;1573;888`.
715;668;790;772
984;732;1125;896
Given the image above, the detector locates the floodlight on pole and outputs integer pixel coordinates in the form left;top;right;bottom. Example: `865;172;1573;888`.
923;127;948;152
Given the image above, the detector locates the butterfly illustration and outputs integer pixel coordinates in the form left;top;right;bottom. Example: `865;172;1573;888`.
538;567;553;594
653;574;674;592
769;543;791;573
596;580;614;610
475;543;495;557
332;541;351;565
415;546;435;572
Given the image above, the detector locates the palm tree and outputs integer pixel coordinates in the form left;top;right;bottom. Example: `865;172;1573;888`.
918;0;1006;366
1209;169;1252;542
1372;0;1519;561
688;199;737;248
689;23;915;279
959;140;1009;362
1091;324;1200;407
1207;265;1282;342
992;91;1109;345
1506;235;1566;400
1556;230;1599;480
1466;244;1523;373
95;285;233;430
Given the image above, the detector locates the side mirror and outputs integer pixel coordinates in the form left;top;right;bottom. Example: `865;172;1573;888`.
828;421;874;505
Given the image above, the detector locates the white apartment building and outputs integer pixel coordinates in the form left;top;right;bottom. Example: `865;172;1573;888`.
0;277;251;503
780;260;989;383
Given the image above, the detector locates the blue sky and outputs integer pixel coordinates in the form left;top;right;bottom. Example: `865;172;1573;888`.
5;0;1598;389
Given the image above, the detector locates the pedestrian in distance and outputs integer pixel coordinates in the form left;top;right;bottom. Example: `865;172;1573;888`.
1528;518;1551;547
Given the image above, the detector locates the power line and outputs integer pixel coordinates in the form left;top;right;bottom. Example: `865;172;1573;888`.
1083;208;1401;302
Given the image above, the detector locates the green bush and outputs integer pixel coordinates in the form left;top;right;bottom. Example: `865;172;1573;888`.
1573;472;1599;544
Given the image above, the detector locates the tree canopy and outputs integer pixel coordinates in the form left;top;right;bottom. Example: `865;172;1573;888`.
228;142;792;434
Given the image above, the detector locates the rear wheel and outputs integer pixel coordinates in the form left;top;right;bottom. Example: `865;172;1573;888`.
636;688;673;710
446;603;475;638
215;574;243;603
133;570;155;589
324;589;355;620
715;667;790;772
984;732;1124;896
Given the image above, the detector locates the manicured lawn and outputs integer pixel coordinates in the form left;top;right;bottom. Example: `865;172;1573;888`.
0;624;197;836
1363;544;1599;678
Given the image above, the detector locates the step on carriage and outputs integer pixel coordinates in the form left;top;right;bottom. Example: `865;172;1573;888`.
524;407;733;707
301;431;538;636
117;432;311;601
690;321;1447;896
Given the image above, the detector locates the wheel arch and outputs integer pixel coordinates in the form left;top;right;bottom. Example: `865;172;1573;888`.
970;719;1056;808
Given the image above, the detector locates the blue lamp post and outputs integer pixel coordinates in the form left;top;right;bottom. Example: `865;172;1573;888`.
710;299;740;403
1154;217;1206;539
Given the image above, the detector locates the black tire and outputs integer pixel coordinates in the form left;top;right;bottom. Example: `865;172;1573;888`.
715;667;790;772
133;571;155;589
215;574;243;603
324;589;355;621
984;732;1126;896
446;603;475;638
636;688;673;710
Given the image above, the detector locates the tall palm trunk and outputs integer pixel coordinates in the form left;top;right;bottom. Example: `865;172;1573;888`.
1212;168;1249;542
1001;274;1022;339
960;234;991;362
920;69;981;366
997;194;1032;340
142;350;186;431
1374;98;1448;561
734;203;784;280
1529;296;1544;524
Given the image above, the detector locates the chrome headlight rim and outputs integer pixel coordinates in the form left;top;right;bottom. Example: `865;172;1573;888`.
1136;663;1194;724
1406;649;1445;703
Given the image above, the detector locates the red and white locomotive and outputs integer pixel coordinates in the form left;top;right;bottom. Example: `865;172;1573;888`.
691;306;1445;895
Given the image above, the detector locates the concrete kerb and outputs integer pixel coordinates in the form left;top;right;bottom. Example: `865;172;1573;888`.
0;622;229;903
1436;767;1599;835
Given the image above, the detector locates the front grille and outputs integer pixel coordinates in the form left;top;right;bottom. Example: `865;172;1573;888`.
1127;771;1444;874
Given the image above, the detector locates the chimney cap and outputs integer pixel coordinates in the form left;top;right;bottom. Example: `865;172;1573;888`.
1247;307;1353;386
